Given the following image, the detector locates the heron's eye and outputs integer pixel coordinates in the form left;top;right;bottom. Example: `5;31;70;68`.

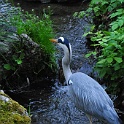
58;38;64;44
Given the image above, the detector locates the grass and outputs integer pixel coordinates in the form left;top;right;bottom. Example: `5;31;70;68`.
10;7;56;60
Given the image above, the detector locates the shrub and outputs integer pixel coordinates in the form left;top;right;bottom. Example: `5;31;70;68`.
9;7;55;65
74;0;124;94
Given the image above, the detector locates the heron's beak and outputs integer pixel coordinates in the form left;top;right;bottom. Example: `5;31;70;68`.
49;39;58;43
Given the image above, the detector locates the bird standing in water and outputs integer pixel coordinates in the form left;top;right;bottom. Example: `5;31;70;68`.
50;37;121;124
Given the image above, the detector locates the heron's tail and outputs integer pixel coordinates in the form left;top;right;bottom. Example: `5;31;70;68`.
118;118;123;124
103;108;122;124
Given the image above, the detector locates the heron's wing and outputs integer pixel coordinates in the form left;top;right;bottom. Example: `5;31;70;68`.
68;72;114;116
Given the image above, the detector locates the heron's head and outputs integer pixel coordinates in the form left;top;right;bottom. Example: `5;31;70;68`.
49;37;71;53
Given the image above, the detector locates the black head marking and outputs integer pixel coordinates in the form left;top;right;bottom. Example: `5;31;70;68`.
58;37;71;62
58;37;70;51
58;38;63;44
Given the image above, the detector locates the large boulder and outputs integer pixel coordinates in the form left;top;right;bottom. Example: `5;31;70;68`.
0;90;31;124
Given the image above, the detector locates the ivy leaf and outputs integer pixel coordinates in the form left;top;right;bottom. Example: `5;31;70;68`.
85;51;96;58
110;9;124;18
4;64;12;70
112;23;118;31
15;59;22;65
119;0;123;3
97;59;106;64
106;57;113;63
20;53;25;59
73;12;78;17
114;57;122;63
114;63;120;71
93;6;100;13
99;69;107;78
78;11;85;18
118;20;123;27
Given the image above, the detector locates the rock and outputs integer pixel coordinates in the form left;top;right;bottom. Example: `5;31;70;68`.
0;95;10;102
0;90;4;93
0;42;9;53
0;91;31;124
0;91;9;102
40;0;51;3
20;34;39;47
122;100;124;106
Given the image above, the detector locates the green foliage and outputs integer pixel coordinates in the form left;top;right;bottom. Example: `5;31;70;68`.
10;7;55;56
75;0;124;94
1;4;56;73
110;14;124;31
91;29;124;80
3;53;25;71
0;2;57;89
74;0;124;28
90;0;123;13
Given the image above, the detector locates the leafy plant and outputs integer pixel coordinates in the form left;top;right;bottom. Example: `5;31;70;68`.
9;7;56;68
3;52;25;70
75;0;124;94
92;29;124;80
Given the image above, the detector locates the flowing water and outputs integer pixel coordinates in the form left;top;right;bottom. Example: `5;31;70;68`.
6;1;102;124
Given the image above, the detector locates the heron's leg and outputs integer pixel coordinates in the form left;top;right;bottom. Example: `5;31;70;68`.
86;114;92;124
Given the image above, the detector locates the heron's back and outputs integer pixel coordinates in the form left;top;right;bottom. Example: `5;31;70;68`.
68;72;121;124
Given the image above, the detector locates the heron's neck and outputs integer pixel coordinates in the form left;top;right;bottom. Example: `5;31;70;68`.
62;47;72;83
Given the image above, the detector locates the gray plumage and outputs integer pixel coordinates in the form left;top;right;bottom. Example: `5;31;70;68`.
50;37;121;124
69;72;120;124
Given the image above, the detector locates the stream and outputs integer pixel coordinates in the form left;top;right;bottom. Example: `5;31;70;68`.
6;1;102;124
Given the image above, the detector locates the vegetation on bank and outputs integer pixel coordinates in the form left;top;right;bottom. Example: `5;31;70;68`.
74;0;124;94
0;1;56;89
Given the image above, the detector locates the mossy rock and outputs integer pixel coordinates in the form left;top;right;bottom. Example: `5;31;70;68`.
0;91;31;124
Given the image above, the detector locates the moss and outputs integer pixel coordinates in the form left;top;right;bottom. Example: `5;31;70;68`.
0;92;31;124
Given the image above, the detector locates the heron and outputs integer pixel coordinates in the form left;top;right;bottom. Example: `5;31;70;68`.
50;37;122;124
